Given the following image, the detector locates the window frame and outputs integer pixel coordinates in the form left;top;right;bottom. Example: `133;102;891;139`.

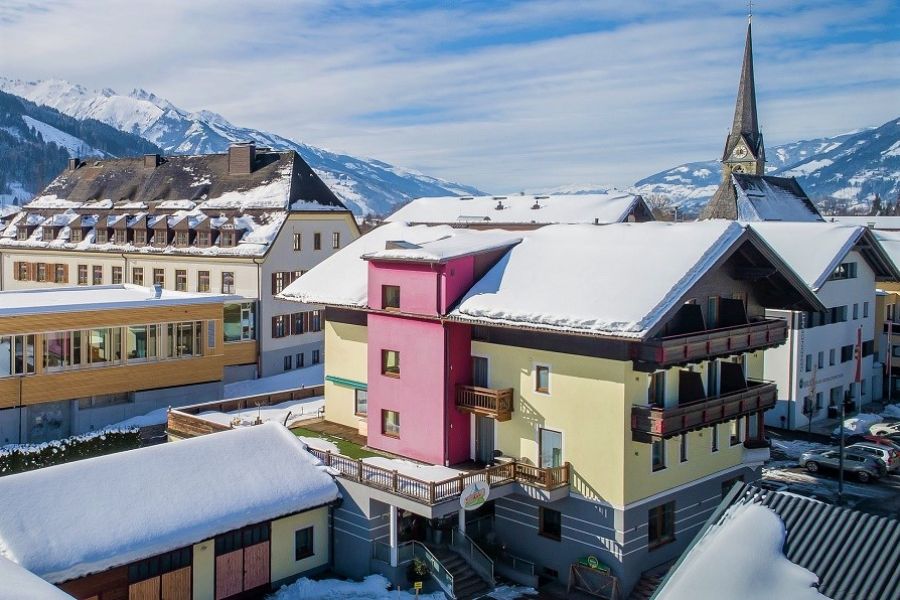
382;284;401;311
381;349;400;377
294;527;314;561
381;409;400;438
293;232;302;251
534;364;550;394
651;439;666;472
332;231;341;249
538;507;562;541
313;232;322;250
354;389;368;416
648;502;676;550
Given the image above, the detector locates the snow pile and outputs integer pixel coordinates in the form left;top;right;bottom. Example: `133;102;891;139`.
109;407;169;429
298;436;340;454
833;413;882;436
362;457;462;482
267;574;444;599
0;556;74;600
771;439;829;460
487;586;538;599
0;422;339;583
881;404;900;419
659;504;829;600
198;398;324;427
223;364;324;398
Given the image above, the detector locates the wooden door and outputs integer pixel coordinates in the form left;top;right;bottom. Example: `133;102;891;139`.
215;550;243;600
161;566;191;600
128;578;159;600
242;542;270;591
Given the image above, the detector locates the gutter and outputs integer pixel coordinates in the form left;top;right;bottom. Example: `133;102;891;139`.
253;256;264;376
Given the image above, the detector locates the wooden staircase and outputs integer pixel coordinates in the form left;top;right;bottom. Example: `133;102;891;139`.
427;545;493;600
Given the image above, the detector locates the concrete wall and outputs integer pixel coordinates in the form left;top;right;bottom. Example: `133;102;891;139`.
270;507;331;587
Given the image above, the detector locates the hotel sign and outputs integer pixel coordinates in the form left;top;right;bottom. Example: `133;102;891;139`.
460;481;490;511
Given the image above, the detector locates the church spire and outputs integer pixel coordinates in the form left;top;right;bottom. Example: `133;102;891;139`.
730;22;761;153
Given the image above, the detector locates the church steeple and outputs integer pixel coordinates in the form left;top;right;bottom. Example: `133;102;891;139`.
721;22;765;175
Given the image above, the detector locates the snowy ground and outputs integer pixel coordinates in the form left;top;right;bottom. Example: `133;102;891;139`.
198;398;324;428
362;456;463;481
266;576;536;600
223;364;324;399
109;408;168;429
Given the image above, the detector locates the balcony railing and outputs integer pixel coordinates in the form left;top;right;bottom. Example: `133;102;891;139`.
308;446;569;505
456;385;514;421
631;379;777;442
632;318;788;367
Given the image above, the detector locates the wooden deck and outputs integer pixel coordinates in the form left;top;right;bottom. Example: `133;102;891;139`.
298;418;369;447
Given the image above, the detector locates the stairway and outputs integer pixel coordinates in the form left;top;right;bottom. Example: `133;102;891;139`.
427;545;493;600
627;573;664;600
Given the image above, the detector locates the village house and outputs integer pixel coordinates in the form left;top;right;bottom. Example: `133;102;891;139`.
278;220;823;597
0;422;339;600
0;143;359;380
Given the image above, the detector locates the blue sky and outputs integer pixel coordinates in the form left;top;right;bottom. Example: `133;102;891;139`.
1;0;898;191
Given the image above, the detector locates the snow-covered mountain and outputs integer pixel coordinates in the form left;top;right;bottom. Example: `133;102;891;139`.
0;78;483;215
633;120;898;216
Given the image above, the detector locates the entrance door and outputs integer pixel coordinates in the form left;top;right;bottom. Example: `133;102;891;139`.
475;416;495;464
215;524;271;600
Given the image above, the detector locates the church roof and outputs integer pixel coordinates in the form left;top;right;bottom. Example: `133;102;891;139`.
701;174;823;222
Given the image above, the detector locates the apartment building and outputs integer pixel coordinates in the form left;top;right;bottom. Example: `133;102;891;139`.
0;143;359;380
0;284;236;444
749;223;898;430
279;220;822;596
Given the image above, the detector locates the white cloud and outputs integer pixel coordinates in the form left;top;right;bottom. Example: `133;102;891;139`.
0;0;897;190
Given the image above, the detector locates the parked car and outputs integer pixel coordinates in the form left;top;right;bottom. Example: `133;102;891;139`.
848;442;900;473
799;448;886;483
870;422;900;436
861;435;900;452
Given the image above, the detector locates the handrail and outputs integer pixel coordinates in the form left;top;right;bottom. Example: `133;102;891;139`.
451;528;494;585
412;541;455;598
634;378;774;415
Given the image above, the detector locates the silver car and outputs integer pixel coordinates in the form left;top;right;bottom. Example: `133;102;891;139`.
799;448;886;483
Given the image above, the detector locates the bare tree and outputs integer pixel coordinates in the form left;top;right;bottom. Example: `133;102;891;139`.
645;193;677;221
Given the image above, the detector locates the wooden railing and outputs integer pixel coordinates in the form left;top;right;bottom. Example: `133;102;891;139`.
456;385;514;421
631;379;777;442
632;318;787;366
309;447;570;505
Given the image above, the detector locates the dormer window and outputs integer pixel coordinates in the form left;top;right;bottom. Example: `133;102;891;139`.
175;231;189;247
96;229;108;244
71;229;83;243
114;230;127;244
17;228;28;241
197;231;211;247
133;230;146;245
220;231;235;247
42;227;56;240
153;232;168;248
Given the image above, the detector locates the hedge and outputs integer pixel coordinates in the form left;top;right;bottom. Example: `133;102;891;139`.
0;427;142;476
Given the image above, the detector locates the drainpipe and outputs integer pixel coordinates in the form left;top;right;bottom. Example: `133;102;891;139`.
436;263;451;466
787;311;798;431
120;252;128;285
253;257;264;377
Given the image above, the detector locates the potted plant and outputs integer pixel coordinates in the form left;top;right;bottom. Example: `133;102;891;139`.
406;557;429;586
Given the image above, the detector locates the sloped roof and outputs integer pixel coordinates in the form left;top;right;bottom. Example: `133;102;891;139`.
0;557;73;600
653;483;900;600
0;423;339;584
702;174;822;222
750;222;900;290
385;192;651;226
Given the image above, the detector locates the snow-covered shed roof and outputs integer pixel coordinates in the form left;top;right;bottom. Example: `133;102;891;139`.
0;423;339;584
0;284;234;317
653;482;900;600
0;557;74;600
702;174;823;222
385;192;651;226
279;222;519;307
749;222;900;290
834;216;900;231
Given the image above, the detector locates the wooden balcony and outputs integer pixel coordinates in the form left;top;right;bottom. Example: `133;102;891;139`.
631;379;777;442
456;385;514;421
632;318;787;368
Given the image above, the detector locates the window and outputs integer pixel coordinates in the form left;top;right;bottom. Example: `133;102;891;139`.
198;271;210;292
829;262;857;280
332;232;341;249
166;322;202;358
382;410;400;437
197;231;211;247
680;434;688;463
853;303;859;320
88;327;122;364
831;305;848;323
220;231;236;247
16;262;28;281
313;232;322;250
817;351;824;369
175;231;189;247
648;502;675;549
224;302;256;341
862;339;874;357
95;228;108;243
293;232;302;251
355;389;368;416
112;266;123;285
77;264;88;285
36;263;46;282
71;228;83;243
175;269;187;291
295;527;314;560
292;313;305;335
311;310;322;331
805;354;812;372
43;331;74;371
841;345;853;363
649;371;666;407
114;229;127;244
816;392;824;410
0;335;36;376
132;267;144;286
651;439;666;471
284;354;293;371
539;507;562;541
382;350;400;377
711;425;719;452
133;230;147;246
153;268;165;287
17;227;28;241
539;428;563;468
382;285;401;310
222;272;235;294
535;365;550;394
127;325;158;361
272;315;287;338
864;302;869;318
312;349;320;364
730;420;741;446
54;264;66;283
829;348;836;366
273;271;286;295
92;265;103;285
297;352;305;367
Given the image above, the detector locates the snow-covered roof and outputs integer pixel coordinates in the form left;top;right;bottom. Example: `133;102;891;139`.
749;222;899;290
450;221;751;337
0;423;339;584
0;557;74;600
834;216;900;231
279;222;515;307
362;229;521;263
703;174;823;222
385;192;650;225
0;284;233;317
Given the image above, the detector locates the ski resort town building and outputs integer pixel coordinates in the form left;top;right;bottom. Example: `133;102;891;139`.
0;143;359;380
278;220;823;596
0;423;340;600
385;192;654;229
0;284;238;444
750;223;898;431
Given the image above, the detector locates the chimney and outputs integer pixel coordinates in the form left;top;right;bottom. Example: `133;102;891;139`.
228;142;256;175
68;158;81;171
143;154;161;168
153;283;163;299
